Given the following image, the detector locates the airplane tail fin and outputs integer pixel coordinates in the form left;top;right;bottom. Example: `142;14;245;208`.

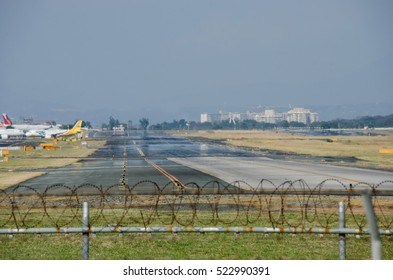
2;113;12;126
60;120;84;136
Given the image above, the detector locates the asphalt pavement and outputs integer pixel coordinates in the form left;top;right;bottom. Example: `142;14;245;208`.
18;131;393;193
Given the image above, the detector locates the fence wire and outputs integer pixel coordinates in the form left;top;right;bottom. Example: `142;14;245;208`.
1;179;392;230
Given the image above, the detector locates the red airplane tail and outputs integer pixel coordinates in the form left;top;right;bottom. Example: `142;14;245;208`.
2;113;12;126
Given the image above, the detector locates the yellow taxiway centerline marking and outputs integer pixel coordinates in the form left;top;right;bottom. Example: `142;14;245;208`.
145;158;186;189
137;147;185;189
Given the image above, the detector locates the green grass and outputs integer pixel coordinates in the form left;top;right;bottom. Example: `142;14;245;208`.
1;206;393;260
1;207;387;229
1;192;392;260
1;232;392;260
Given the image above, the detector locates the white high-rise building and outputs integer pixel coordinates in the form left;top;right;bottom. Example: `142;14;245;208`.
201;107;319;125
286;108;319;124
254;109;284;124
200;113;221;123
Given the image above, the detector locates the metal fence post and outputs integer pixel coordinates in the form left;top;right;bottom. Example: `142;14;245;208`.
338;201;346;260
361;190;382;260
82;202;89;260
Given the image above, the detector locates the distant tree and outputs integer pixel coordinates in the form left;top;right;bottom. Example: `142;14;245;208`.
260;122;276;130
127;120;133;130
178;119;187;129
212;123;223;129
139;118;149;130
242;119;258;129
60;124;71;129
85;121;93;129
277;120;289;128
147;113;393;131
107;116;122;130
288;121;306;128
199;122;213;130
109;116;116;130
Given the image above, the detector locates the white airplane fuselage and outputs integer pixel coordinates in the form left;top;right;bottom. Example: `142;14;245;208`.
10;124;52;131
0;128;25;139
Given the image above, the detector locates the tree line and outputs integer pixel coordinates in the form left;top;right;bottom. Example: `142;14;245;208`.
313;114;393;129
149;114;393;130
101;116;149;130
100;114;393;131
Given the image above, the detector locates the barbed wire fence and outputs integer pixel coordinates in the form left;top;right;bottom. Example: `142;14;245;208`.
1;179;392;259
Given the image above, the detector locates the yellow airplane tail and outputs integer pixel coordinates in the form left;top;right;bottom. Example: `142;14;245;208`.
61;120;84;136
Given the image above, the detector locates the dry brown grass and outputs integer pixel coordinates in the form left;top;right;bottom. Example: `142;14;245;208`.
0;172;46;190
172;130;393;170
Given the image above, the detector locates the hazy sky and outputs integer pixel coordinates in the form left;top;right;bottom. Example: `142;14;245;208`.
1;0;392;124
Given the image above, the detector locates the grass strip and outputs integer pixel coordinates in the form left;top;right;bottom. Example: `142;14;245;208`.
1;232;392;260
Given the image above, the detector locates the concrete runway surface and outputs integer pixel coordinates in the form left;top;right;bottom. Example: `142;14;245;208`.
170;156;393;191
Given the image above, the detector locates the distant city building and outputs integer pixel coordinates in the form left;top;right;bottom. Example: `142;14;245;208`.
200;113;209;123
201;107;319;125
254;109;285;124
200;112;241;123
286;108;319;124
200;113;221;123
112;124;126;136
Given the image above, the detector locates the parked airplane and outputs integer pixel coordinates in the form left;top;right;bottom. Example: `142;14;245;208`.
57;120;84;137
0;122;25;139
1;111;85;138
24;130;47;138
29;120;85;139
2;113;52;131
